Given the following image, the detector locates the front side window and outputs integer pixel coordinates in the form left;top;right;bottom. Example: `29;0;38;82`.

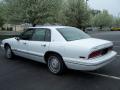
57;27;90;41
20;29;34;40
32;28;51;41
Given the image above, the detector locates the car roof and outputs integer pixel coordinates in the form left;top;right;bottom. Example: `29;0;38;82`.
28;26;71;29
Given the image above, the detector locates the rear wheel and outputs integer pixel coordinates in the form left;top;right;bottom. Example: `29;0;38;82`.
47;54;65;75
5;45;14;59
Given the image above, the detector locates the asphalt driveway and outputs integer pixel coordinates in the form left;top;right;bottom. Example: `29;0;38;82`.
0;31;120;90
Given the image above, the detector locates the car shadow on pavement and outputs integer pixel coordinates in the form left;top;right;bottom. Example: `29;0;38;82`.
0;51;113;81
14;56;103;80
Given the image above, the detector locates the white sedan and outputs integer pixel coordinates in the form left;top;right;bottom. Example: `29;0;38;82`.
0;26;117;74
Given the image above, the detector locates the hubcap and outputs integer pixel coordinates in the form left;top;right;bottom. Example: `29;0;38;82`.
48;56;60;73
6;48;12;58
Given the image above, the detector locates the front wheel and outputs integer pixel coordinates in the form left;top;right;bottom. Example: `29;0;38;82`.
47;54;66;75
5;45;14;59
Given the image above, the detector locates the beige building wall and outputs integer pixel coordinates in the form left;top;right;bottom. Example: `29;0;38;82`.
3;23;31;32
13;25;24;32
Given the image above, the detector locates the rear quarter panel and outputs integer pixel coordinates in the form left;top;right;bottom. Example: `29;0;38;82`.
49;42;90;62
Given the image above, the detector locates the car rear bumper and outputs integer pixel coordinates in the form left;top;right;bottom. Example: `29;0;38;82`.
64;51;117;71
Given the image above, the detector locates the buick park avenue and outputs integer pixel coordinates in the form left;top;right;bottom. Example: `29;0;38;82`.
0;26;117;74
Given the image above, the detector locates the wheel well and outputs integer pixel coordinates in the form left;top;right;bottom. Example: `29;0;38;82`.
44;51;63;62
4;43;10;49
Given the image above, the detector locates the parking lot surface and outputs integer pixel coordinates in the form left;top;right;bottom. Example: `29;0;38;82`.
0;31;120;90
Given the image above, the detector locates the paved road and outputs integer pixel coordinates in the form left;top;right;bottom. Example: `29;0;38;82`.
0;31;120;90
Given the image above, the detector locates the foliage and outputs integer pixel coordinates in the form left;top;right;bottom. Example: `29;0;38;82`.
0;35;18;40
0;16;4;28
114;17;120;26
3;0;62;26
0;3;5;28
63;0;90;28
91;10;113;28
0;0;119;29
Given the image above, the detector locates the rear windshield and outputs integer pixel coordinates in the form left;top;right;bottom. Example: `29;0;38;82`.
57;27;90;41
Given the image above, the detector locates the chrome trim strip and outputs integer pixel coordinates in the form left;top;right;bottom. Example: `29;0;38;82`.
13;49;44;57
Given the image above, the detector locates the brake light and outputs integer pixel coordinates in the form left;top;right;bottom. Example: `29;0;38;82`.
89;51;101;59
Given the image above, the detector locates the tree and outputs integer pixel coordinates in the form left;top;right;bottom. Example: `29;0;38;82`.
90;9;101;16
114;17;120;27
91;10;113;28
0;16;4;28
3;0;63;26
0;2;5;28
63;0;90;28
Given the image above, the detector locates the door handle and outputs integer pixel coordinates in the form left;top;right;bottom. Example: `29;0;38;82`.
41;44;46;47
23;42;27;45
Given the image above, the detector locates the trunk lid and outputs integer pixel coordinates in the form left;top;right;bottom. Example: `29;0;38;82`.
68;38;113;51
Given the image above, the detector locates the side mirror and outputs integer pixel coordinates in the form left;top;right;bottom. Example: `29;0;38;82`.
15;37;20;41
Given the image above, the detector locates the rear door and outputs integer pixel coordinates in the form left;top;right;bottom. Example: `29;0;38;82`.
27;28;51;62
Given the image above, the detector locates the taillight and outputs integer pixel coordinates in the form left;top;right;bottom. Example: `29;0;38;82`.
89;46;113;59
89;51;101;59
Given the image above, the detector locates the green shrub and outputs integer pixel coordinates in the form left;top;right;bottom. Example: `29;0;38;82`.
0;35;18;40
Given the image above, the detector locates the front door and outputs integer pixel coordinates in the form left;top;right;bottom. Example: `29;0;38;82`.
14;29;34;58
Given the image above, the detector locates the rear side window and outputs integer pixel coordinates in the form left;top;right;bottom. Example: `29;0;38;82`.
57;27;90;41
32;28;51;41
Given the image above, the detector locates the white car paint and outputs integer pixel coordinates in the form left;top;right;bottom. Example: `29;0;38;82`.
0;26;117;71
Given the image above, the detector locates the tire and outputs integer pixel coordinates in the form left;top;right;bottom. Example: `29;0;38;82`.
47;54;66;75
5;45;14;59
